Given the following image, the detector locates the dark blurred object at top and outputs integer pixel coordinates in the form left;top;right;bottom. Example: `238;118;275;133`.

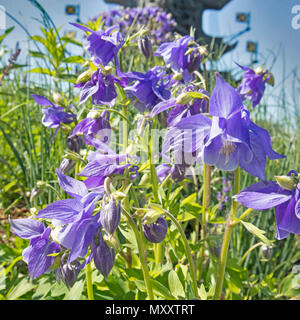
104;0;237;56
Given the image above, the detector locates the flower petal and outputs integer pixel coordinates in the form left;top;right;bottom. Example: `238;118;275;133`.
32;94;54;106
37;199;82;224
234;181;292;210
9;218;45;239
56;170;88;199
209;73;243;119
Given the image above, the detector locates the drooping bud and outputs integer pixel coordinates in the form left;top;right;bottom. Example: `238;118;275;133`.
67;135;82;153
171;164;186;182
100;195;121;235
142;216;168;243
76;68;94;84
275;174;299;191
52;92;65;106
187;50;201;73
93;236;115;278
59;158;76;174
173;72;183;81
175;92;193;105
260;245;273;260
55;254;81;288
143;210;162;225
138;36;153;59
29;181;47;202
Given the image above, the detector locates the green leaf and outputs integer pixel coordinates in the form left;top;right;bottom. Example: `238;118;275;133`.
181;193;197;206
168;270;185;298
199;284;207;300
32;280;53;300
240;221;272;246
7;278;37;300
61;36;82;47
151;279;176;300
63;56;85;64
28;68;55;76
0;27;14;44
63;279;85;300
28;50;47;59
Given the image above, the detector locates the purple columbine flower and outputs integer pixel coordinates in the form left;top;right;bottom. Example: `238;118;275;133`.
69;110;111;152
150;86;208;126
124;66;171;112
142;216;168;243
32;94;76;139
75;68;123;107
9;218;60;279
55;253;81;288
37;170;102;264
154;35;201;82
71;23;124;66
163;73;285;180
99;195;121;235
234;170;300;240
77;152;134;190
138;36;153;59
92;234;115;278
236;63;270;108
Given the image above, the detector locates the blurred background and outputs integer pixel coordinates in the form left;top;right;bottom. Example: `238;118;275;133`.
0;0;299;122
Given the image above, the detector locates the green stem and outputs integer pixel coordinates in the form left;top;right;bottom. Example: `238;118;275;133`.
154;242;164;266
85;262;94;300
149;117;159;202
121;105;133;267
122;105;128;154
162;208;199;298
197;163;211;281
122;207;154;300
214;167;240;300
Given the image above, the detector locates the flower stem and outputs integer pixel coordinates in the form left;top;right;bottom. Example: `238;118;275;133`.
121;105;132;268
197;163;211;281
121;207;154;300
214;166;240;300
162;208;199;298
85;262;94;300
149;117;159;203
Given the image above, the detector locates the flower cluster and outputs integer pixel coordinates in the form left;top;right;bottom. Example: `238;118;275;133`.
12;10;291;295
92;6;176;45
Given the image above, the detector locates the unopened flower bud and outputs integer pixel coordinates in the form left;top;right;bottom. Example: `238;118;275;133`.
76;68;94;84
67;135;82;153
103;233;120;251
176;92;193;105
100;195;121;235
171;164;185;182
53;92;65;106
142;216;168;243
55;254;81;288
138;36;152;59
87;109;102;119
59;158;76;173
30;181;47;202
187;51;201;73
173;72;183;81
143;210;162;225
260;245;273;260
275;175;298;191
93;236;115;278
